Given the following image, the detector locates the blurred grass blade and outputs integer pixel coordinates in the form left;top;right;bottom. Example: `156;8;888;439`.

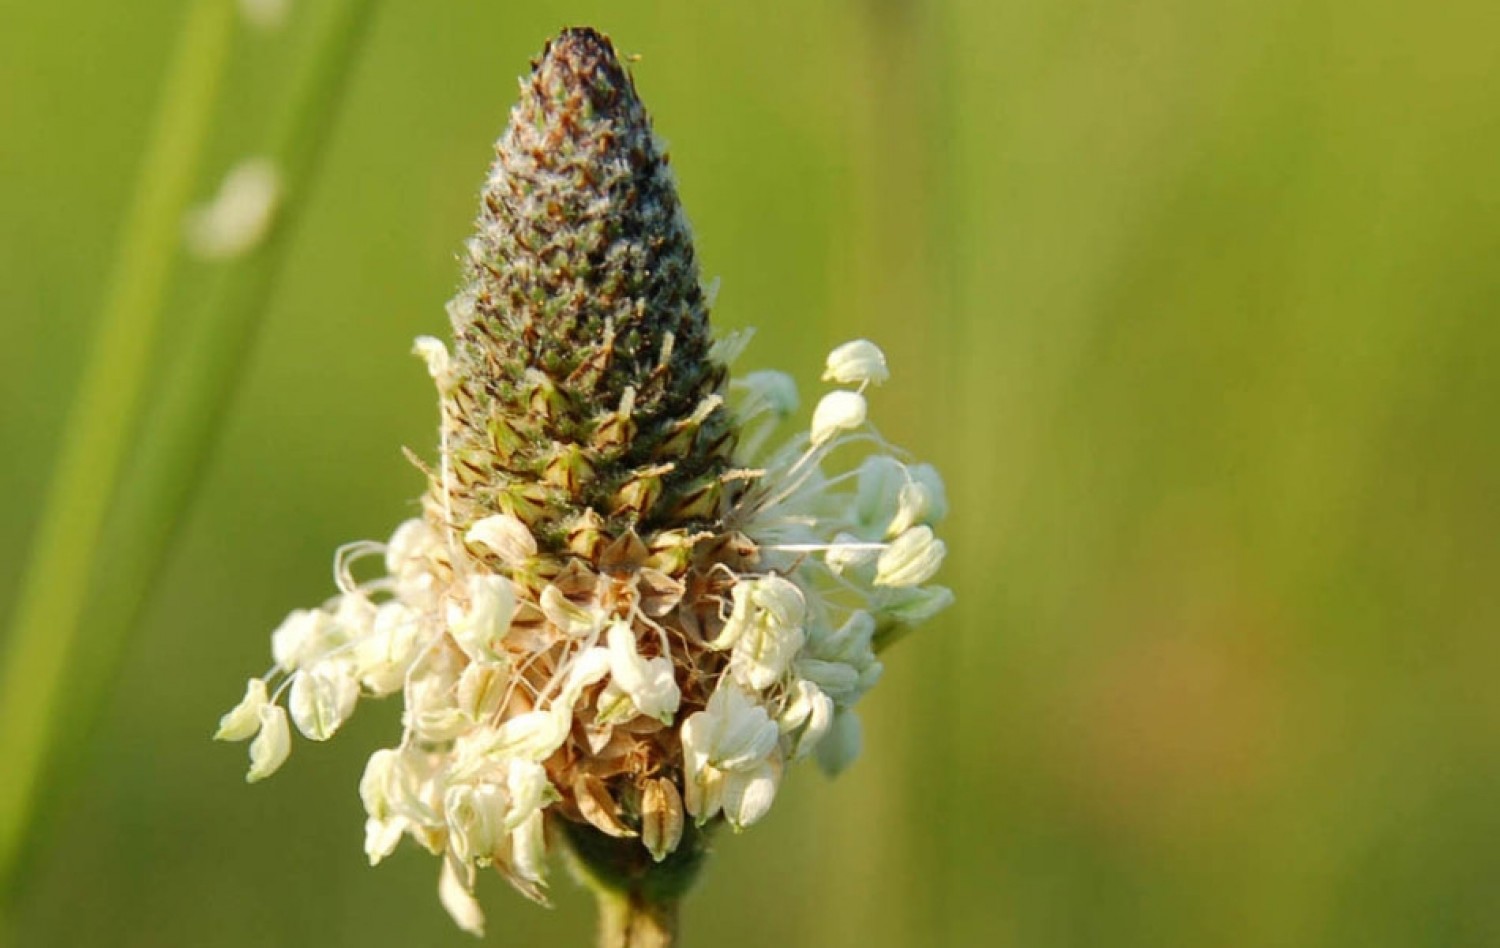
0;0;385;912
61;0;384;766
0;0;236;899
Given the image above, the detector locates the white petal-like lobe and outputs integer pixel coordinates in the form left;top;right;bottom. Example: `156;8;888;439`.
439;858;486;937
288;667;359;741
539;584;601;638
465;513;537;565
825;533;879;575
510;810;548;887
605;622;681;722
873;526;947;587
246;705;291;782
449;574;516;662
779;678;834;758
505;759;555;832
723;760;780;830
887;474;944;538
715;577;808;690
810;390;867;446
412;336;451;385
365;817;404;866
215;678;268;741
822;339;890;386
270;609;323;670
456;662;509;722
357;602;423;695
445;782;509;865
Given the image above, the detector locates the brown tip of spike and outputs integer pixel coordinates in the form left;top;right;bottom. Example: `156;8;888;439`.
532;27;637;119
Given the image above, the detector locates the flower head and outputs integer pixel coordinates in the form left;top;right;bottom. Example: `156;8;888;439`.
216;26;951;934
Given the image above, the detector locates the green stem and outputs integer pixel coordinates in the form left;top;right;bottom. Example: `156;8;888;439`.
563;820;709;948
594;886;679;948
0;0;236;900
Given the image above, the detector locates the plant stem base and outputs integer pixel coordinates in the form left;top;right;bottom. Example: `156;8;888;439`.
596;888;678;948
563;820;711;948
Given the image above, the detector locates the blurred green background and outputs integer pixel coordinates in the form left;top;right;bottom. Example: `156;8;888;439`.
3;0;1498;945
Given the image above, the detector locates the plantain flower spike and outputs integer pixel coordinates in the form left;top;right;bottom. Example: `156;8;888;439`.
215;26;951;937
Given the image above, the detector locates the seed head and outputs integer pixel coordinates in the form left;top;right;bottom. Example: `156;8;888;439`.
443;26;731;550
216;26;953;936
